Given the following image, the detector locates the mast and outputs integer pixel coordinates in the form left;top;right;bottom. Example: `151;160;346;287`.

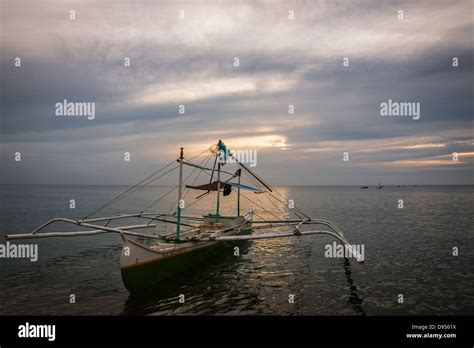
215;140;222;223
176;147;184;241
216;161;221;223
237;172;241;216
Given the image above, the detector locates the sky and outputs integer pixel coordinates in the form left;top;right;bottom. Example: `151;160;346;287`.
1;0;473;185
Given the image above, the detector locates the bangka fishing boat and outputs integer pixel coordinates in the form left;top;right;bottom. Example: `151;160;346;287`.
6;140;364;292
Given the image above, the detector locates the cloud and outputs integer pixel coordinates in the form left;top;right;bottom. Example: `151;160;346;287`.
1;0;473;185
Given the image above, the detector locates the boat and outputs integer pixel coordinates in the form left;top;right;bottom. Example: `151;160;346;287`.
5;140;364;292
377;182;383;189
360;186;368;189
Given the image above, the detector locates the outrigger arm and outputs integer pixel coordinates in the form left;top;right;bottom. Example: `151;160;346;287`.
5;215;363;262
211;230;364;263
5;218;162;240
5;211;203;241
196;217;364;263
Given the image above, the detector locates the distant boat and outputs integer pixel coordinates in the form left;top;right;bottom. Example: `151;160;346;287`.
377;182;383;189
360;186;368;189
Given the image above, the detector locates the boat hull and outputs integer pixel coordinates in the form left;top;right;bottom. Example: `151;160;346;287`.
121;236;230;292
121;212;253;292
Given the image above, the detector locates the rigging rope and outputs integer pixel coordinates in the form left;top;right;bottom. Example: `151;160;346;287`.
179;156;293;221
238;191;284;221
82;148;210;219
82;160;178;219
142;154;211;214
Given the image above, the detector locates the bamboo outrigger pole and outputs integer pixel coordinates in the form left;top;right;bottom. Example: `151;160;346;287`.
176;147;184;241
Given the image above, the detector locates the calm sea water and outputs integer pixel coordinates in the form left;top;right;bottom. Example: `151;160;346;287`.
0;185;473;315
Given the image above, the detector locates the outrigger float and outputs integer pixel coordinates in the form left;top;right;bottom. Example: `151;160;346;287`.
6;140;363;292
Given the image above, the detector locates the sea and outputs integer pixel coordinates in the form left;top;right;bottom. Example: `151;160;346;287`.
0;185;473;315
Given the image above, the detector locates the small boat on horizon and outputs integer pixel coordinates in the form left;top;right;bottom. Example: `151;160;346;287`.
377;182;384;189
360;186;369;189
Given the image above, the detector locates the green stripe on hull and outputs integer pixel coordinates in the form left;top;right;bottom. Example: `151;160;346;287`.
121;242;226;292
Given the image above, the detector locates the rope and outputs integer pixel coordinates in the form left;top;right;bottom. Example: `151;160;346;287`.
143;154;211;214
83;160;178;219
83;147;211;219
238;191;283;221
